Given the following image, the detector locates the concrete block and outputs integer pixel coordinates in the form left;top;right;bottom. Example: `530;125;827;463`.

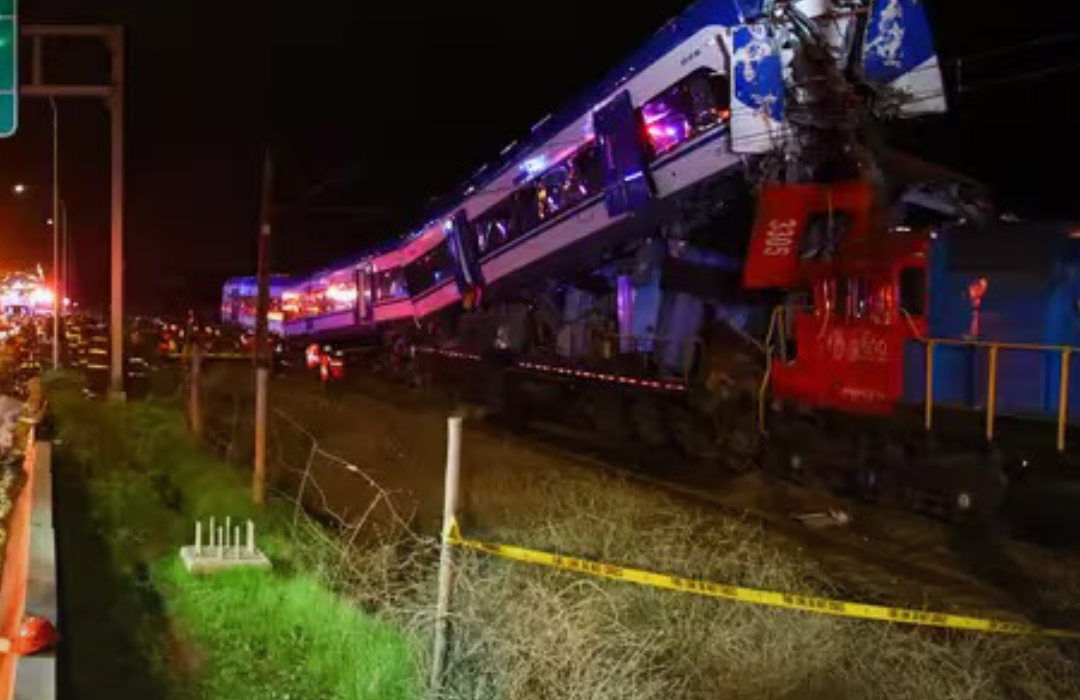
179;546;272;575
179;517;271;574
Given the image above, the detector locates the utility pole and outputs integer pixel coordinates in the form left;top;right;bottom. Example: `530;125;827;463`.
253;148;274;506
60;199;68;305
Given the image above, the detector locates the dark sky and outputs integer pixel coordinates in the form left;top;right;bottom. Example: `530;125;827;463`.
0;0;1077;315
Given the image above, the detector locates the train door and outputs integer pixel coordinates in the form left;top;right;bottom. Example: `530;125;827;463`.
356;265;374;324
593;90;653;217
446;210;484;306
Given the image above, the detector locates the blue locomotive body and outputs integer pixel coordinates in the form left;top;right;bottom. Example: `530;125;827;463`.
903;224;1080;425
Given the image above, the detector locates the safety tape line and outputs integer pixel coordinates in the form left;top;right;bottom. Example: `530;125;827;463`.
165;353;252;360
516;361;687;392
447;519;1079;639
417;346;687;392
416;347;482;362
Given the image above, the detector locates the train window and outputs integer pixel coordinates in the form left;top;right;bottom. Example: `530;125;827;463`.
404;240;456;296
641;68;731;159
833;278;847;315
899;267;926;317
516;185;541;233
301;284;326;317
536;141;606;219
324;279;358;313
374;268;408;302
471;140;606;260
574;142;604;196
840;277;870;319
537;167;568;219
282;291;302;320
800;211;852;259
471;197;520;258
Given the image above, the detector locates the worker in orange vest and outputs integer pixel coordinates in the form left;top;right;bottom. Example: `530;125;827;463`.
329;350;345;381
319;351;330;387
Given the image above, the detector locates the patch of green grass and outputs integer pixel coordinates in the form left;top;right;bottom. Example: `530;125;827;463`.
155;560;417;700
45;373;420;700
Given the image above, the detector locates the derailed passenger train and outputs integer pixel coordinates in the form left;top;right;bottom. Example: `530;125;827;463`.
223;1;1078;519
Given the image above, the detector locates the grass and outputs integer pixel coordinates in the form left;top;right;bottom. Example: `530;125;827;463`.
154;561;416;700
46;372;420;700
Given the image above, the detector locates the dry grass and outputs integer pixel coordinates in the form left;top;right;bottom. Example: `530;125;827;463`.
375;468;1080;700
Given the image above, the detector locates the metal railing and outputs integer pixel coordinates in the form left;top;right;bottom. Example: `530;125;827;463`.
921;338;1077;452
757;306;1078;453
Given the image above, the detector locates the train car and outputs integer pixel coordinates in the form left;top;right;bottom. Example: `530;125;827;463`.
220;276;289;334
759;218;1080;518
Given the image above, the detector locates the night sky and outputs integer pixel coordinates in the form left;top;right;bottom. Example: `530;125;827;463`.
0;0;1077;316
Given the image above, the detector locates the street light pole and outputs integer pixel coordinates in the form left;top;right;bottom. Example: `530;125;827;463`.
60;199;68;306
49;95;60;371
108;27;125;400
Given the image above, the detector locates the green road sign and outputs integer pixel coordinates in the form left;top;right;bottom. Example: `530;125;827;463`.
0;0;17;138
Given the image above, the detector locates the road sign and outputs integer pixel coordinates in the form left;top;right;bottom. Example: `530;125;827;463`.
0;0;17;138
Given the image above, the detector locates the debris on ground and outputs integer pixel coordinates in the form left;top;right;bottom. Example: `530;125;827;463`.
791;509;853;529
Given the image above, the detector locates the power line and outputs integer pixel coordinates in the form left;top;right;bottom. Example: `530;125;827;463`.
955;32;1078;68
959;60;1080;93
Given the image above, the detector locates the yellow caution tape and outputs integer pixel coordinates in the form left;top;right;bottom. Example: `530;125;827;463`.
447;519;1079;639
164;352;251;360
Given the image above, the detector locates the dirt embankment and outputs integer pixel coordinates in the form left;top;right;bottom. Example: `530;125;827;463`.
198;366;1080;630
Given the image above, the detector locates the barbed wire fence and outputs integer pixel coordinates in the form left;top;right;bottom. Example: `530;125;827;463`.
267;408;441;608
193;372;439;610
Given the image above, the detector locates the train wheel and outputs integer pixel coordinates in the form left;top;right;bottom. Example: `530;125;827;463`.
718;397;760;471
630;396;669;448
579;389;631;441
762;437;805;484
854;433;891;501
951;449;1009;522
668;404;721;460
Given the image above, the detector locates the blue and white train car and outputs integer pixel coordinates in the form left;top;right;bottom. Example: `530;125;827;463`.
221;275;290;334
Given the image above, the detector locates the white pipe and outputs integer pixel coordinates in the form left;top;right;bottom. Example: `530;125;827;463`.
431;416;463;689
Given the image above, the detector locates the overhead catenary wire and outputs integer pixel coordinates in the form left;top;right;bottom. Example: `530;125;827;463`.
953;31;1078;69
